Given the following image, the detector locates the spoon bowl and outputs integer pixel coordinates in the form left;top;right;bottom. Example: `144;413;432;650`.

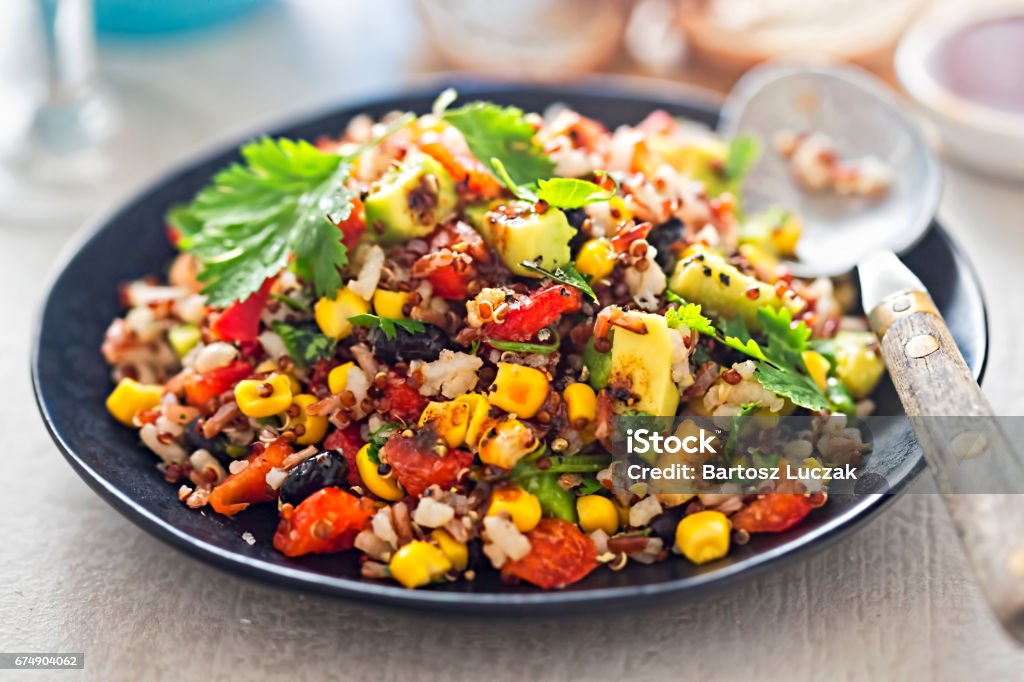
719;62;942;278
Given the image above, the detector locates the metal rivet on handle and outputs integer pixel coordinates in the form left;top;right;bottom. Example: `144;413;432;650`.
905;334;939;358
951;431;988;459
1009;547;1024;579
892;298;911;313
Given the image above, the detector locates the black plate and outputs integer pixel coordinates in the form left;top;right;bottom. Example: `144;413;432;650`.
32;81;988;613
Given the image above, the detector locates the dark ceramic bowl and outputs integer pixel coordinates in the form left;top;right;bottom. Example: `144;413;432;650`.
32;81;988;613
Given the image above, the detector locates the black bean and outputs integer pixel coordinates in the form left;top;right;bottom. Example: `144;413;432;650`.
649;505;688;545
280;451;350;506
183;418;229;464
648;218;685;270
368;323;454;364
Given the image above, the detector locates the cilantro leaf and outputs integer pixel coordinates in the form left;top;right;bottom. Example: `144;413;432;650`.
270;321;337;369
520;260;597;302
665;302;715;335
725;134;760;182
535;176;615;208
725;401;760;458
755;364;830;412
577;477;603;496
365;421;401;465
348;313;426;341
177;137;354;308
442;101;555;186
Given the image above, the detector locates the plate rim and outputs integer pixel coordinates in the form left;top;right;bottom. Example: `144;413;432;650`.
31;78;989;612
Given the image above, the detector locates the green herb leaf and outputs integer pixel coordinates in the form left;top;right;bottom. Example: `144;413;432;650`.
177;137;354;308
520;260;598;302
490;157;538;202
348;313;426;341
535;176;615;208
488;328;561;354
755;364;829;412
270;321;337;369
724;401;760;457
365;421;401;465
577;477;604;496
442;101;555;187
271;292;311;313
665;302;715;335
725;134;760;182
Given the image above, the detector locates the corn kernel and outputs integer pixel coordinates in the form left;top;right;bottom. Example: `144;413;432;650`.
356;444;404;501
608;195;633;223
314;287;370;339
488;362;550;419
576;495;618;535
801;350;832;391
372;289;410;320
675;510;730;565
234;374;293;418
487;486;542;533
477;418;537;469
106;378;164;426
289;394;328;446
328;362;355;395
575;238;617;281
563;382;597;427
430;529;468;571
388;540;452;589
418;400;470;449
771;213;802;257
456;393;491;448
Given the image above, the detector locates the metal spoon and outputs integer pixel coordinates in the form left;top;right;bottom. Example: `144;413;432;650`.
720;61;1024;644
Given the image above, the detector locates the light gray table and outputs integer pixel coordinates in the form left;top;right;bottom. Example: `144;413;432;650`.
2;2;1023;679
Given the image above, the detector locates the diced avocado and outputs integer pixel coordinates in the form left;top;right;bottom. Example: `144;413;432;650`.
675;139;732;198
364;152;457;244
833;331;885;399
608;313;680;416
469;200;575;277
668;245;801;331
168;323;200;358
582;337;611;390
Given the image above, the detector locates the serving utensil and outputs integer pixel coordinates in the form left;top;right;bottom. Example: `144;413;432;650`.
721;62;1024;643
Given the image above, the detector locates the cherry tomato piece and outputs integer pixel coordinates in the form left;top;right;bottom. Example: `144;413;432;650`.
420;138;503;199
730;494;815;534
211;279;274;343
501;518;598;589
208;439;292;516
183;360;253;408
384;372;428;423
273;487;375;557
382;429;473;498
485;285;582;342
323;424;365;487
335;195;366;250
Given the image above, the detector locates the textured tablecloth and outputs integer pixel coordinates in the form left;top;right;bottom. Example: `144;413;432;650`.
3;2;1024;679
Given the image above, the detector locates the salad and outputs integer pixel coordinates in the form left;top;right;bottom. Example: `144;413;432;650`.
101;91;886;590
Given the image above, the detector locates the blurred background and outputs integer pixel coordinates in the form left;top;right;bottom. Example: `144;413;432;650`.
1;0;1022;229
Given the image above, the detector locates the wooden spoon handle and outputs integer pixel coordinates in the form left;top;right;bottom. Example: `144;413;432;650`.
872;290;1024;643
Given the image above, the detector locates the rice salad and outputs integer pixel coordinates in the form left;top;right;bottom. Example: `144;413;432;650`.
101;91;886;590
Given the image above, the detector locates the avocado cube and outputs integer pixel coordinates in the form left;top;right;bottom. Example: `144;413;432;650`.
609;313;680;417
364;152;457;244
469;201;576;277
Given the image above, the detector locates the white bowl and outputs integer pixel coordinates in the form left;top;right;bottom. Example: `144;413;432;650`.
895;2;1024;180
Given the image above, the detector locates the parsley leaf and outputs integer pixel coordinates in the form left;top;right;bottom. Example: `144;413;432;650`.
665;302;716;335
365;421;401;465
348;313;426;341
724;134;760;182
520;260;597;302
577;477;603;496
270;321;337;369
491;157;616;209
442;101;554;186
177;137;354;308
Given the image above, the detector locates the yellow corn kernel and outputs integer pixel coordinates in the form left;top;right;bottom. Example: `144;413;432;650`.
356;444;404;501
388;540;452;589
314;287;370;340
576;495;618;535
286;374;302;395
234;374;293;418
430;529;468;571
675;510;731;565
255;359;278;374
456;393;491;448
608;195;633;223
477;418;537;469
575;238;617;281
289;394;328;446
487;486;542;533
488;362;550;419
328;362;355;395
418;400;470;449
372;289;410;320
801;350;831;391
106;378;164;426
613;500;631;527
771;213;802;257
563;382;597;427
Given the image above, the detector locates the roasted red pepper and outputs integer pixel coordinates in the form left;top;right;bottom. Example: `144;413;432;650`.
211;279;274;343
208;439;292;516
730;493;815;534
382;429;474;497
415;222;490;300
421;136;503;199
501;518;598;589
273;487;375;557
335;195;366;250
183;360;253;407
485;284;582;342
383;372;428;423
